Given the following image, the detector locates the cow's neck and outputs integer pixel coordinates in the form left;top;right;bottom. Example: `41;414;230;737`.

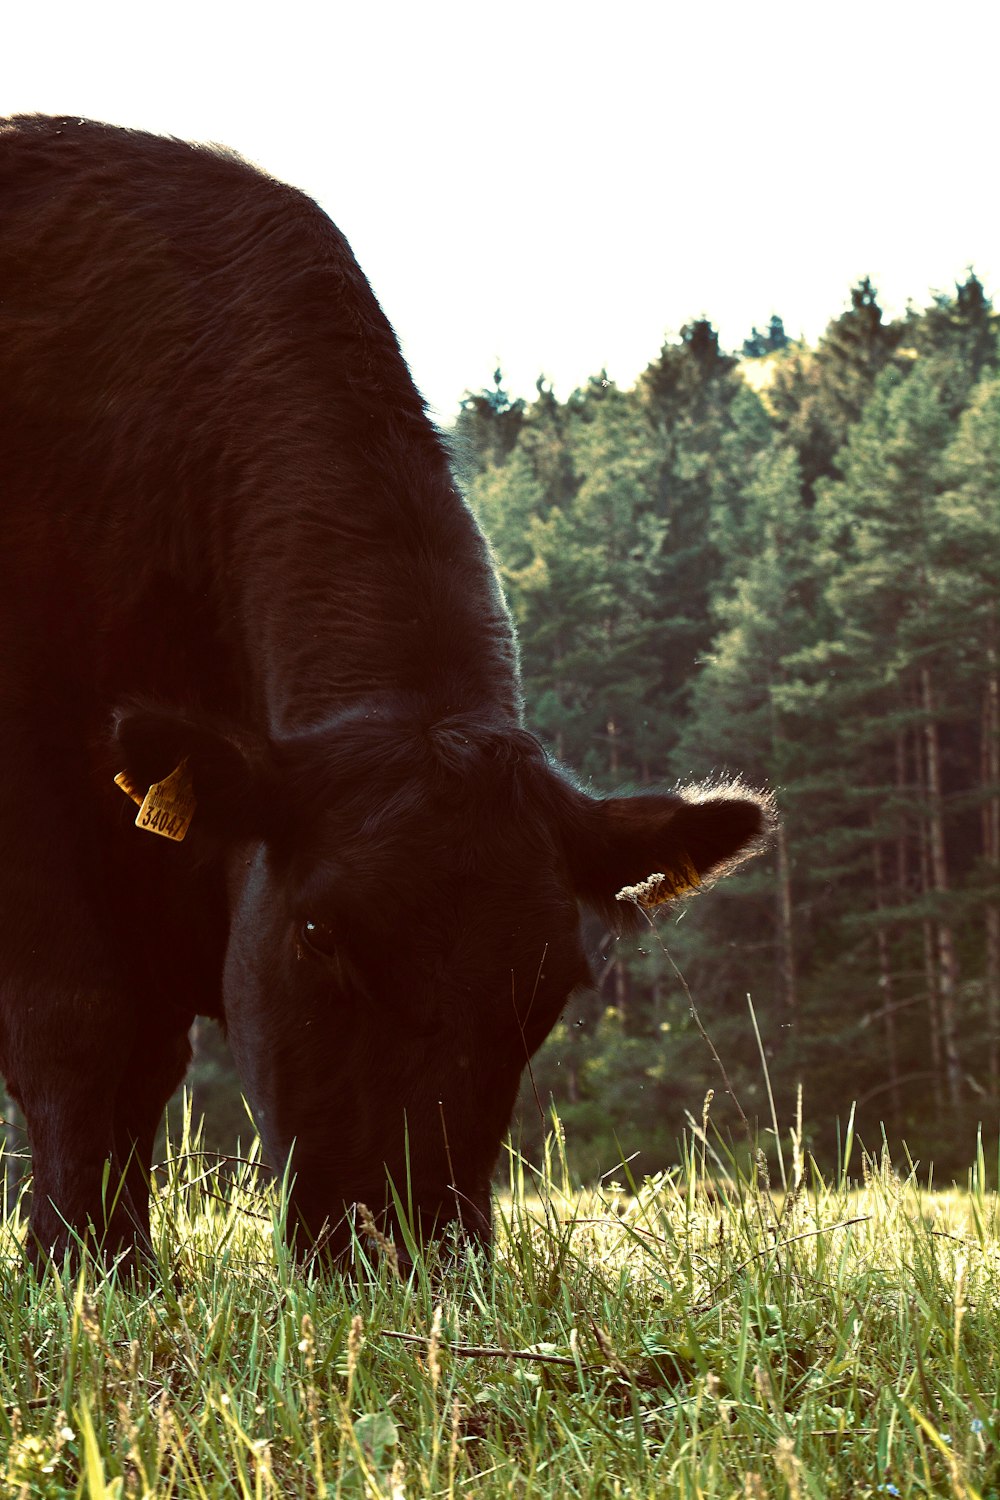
227;437;522;738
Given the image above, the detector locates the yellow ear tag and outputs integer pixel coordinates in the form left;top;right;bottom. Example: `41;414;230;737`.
616;853;702;909
115;762;196;842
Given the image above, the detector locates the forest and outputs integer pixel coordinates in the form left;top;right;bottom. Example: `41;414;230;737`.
453;273;1000;1179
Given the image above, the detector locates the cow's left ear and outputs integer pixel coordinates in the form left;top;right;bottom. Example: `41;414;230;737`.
112;702;274;841
555;781;773;927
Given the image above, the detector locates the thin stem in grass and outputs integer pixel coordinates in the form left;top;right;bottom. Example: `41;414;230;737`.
692;1214;874;1313
633;907;753;1145
628;906;809;1295
152;1151;270;1175
747;991;786;1192
515;953;548;1131
378;1329;616;1379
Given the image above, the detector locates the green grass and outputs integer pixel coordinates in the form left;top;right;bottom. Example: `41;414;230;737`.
2;1105;1000;1498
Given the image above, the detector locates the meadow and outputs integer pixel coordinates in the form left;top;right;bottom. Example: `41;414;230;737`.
0;1100;998;1500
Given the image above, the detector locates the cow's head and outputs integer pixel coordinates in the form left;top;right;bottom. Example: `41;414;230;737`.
114;702;770;1264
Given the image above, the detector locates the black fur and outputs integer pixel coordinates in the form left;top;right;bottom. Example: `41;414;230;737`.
0;116;770;1268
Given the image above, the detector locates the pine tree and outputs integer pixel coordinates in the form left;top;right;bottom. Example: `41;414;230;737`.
517;377;579;511
453;367;526;479
466;447;547;573
670;445;823;1078
816;361;965;1116
638;319;761;742
907;272;998;416
742;314;789;359
769;278;904;498
496;381;668;779
940;373;1000;1094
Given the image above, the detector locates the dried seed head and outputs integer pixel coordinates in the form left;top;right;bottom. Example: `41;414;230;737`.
347;1313;363;1383
299;1313;315;1368
356;1201;402;1281
616;855;702;909
428;1304;443;1393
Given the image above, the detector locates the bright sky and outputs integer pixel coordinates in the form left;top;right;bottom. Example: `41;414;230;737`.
4;1;997;421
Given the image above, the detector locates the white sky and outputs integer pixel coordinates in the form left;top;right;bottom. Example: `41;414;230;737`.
3;0;997;421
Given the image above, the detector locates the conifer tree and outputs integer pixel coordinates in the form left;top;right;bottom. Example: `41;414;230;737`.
769;278;903;498
816;362;964;1113
907;273;998;415
494;381;667;779
670;446;822;1073
638;319;759;741
453;367;525;478
941;373;1000;1094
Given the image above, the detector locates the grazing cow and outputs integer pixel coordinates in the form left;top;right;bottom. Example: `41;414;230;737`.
0;115;769;1269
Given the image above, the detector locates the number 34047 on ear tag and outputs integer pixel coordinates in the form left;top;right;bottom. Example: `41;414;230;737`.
132;762;196;842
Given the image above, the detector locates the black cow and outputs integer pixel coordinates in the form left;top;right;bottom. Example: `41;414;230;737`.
0;116;769;1269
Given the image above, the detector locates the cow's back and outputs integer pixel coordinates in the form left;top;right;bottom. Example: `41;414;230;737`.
0;116;519;731
0;115;414;584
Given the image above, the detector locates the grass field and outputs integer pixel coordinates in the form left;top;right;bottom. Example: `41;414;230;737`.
1;1104;999;1499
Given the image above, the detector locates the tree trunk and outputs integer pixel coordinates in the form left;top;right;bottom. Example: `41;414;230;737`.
914;721;944;1112
921;668;962;1112
983;624;1000;1098
872;837;902;1131
775;821;797;1011
895;731;909;904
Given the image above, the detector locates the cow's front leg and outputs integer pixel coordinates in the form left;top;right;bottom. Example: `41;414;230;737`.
8;989;146;1271
0;755;159;1270
111;1024;194;1254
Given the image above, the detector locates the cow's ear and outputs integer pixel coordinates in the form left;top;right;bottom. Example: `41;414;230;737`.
555;781;772;928
112;702;274;841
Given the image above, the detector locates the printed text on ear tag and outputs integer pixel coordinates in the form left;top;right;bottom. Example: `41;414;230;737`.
129;762;196;841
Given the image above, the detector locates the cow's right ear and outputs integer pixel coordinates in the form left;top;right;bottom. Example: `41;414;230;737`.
547;775;772;930
112;702;274;841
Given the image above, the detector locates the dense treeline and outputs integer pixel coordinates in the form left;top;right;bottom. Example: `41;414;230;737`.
456;274;1000;1177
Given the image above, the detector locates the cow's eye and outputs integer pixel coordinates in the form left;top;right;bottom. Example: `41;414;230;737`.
300;919;338;959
